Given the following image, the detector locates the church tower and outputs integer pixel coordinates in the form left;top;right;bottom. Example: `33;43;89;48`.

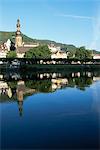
15;19;23;48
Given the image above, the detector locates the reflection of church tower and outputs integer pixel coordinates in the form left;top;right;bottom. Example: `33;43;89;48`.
17;91;23;116
17;81;25;117
15;19;23;48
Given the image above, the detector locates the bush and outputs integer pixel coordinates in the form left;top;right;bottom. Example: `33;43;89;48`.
7;51;17;58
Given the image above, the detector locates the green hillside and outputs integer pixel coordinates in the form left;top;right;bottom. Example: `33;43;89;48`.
0;31;99;54
0;31;34;43
0;31;77;51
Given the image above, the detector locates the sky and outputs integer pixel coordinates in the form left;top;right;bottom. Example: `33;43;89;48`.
0;0;100;51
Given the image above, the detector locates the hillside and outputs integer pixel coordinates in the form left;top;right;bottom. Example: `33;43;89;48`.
0;31;99;54
0;31;77;53
0;31;34;43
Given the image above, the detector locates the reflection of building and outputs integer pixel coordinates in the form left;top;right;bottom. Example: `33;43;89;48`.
16;80;36;116
17;91;23;117
37;72;62;79
72;72;81;77
51;78;68;91
0;74;3;79
93;77;100;82
16;81;25;116
0;81;12;98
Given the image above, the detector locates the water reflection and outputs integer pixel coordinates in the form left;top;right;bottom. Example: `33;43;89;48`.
0;70;100;149
0;70;100;116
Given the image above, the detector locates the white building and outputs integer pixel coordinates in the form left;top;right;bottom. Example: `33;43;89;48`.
17;52;25;58
5;39;11;51
48;44;68;59
23;43;39;48
0;51;7;58
93;54;100;59
0;81;12;98
48;45;60;53
51;78;68;91
51;50;68;59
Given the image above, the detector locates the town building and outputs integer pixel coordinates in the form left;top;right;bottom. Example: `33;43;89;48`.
93;54;100;59
0;51;7;58
51;50;68;59
0;81;12;98
48;44;68;59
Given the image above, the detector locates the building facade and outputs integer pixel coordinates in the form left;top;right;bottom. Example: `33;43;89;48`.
93;54;100;59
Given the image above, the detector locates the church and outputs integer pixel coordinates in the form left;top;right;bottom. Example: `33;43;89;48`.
15;19;39;58
0;19;39;58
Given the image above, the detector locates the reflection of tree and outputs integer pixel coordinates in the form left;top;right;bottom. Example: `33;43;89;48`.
5;77;93;97
61;76;93;91
8;81;17;89
25;80;52;93
67;78;75;88
0;70;96;104
75;77;92;91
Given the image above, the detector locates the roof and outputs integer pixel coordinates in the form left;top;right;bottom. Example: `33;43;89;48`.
93;54;100;56
17;46;33;53
52;50;66;54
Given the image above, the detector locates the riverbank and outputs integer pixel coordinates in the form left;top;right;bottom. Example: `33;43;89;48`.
0;64;100;73
21;64;100;72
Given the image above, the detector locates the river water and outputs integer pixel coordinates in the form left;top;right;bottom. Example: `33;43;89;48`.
0;70;100;149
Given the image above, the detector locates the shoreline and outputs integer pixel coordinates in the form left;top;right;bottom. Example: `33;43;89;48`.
0;64;100;72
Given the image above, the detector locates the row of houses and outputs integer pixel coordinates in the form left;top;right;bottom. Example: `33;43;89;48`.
0;40;68;59
0;43;100;59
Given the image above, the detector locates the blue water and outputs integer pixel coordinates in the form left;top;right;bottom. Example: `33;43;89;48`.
0;74;100;149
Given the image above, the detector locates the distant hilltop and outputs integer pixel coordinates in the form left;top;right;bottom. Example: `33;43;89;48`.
0;31;100;54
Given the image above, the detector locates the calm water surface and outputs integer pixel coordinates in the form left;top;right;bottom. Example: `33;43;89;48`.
0;70;100;149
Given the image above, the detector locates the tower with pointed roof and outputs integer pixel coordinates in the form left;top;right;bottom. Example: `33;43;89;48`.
15;19;23;48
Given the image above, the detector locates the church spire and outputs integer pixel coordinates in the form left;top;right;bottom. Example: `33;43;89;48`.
16;19;21;35
15;19;23;47
16;19;20;32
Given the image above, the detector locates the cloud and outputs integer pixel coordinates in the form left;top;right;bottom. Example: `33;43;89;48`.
56;14;95;21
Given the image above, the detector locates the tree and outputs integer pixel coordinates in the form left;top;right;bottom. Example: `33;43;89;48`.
25;45;51;59
7;51;17;58
75;46;92;59
67;51;75;59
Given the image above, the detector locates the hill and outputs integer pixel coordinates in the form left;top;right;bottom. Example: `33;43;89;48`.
0;31;34;43
0;31;78;53
0;31;99;54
